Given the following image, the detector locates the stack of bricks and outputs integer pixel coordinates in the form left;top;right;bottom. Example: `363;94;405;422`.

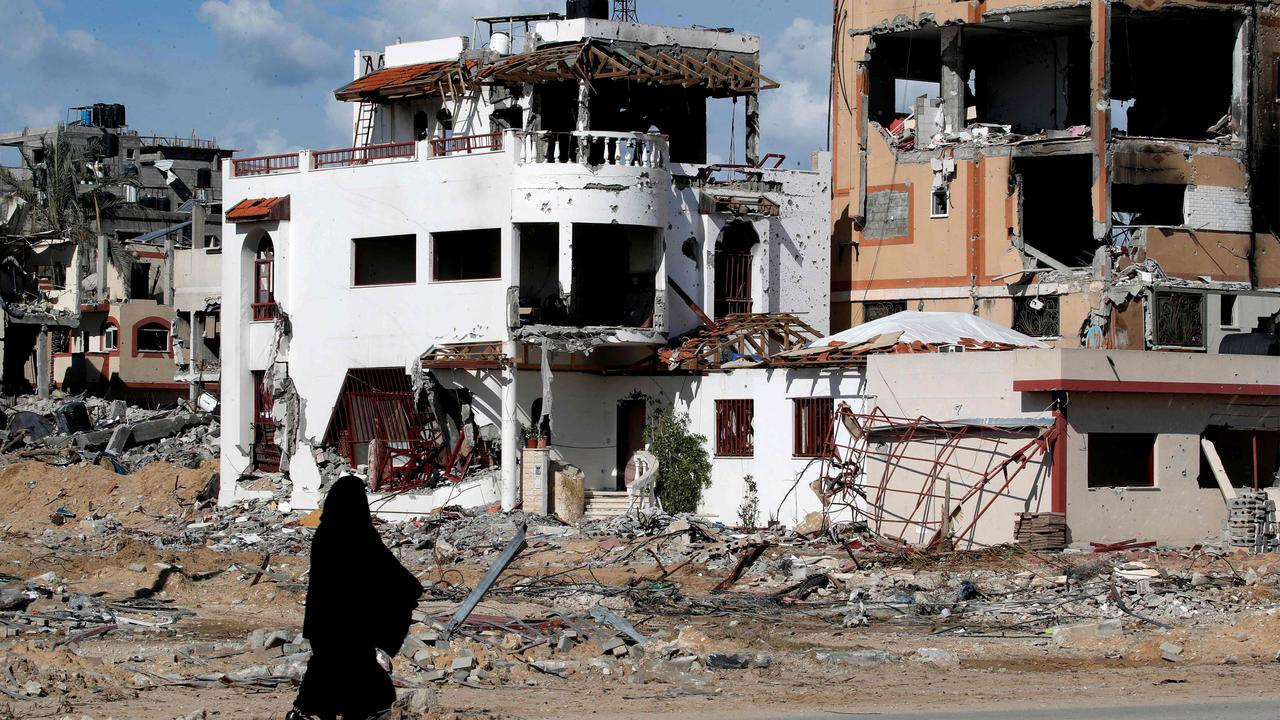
1227;490;1277;553
1015;512;1067;551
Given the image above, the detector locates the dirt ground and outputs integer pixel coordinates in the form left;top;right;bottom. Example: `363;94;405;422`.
2;462;1280;719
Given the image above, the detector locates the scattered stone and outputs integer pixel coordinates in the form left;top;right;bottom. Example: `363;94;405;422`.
912;648;960;667
1161;642;1184;662
814;649;898;666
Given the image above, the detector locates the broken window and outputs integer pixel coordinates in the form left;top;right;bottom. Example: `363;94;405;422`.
1012;295;1060;339
866;33;942;129
1220;295;1238;329
135;322;169;353
1110;9;1238;139
51;332;69;354
432;230;499;282
1112;184;1184;227
354;234;416;286
930;187;949;218
129;262;153;301
863;300;906;323
517;224;564;325
963;12;1091;132
715;399;754;458
102;323;118;352
571;224;657;327
1199;427;1280;489
1087;433;1155;488
793;398;834;458
1014;154;1094;267
253;234;277;321
714;221;757;318
1150;291;1205;350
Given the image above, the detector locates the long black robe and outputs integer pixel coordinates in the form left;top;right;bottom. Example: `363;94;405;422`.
293;477;423;720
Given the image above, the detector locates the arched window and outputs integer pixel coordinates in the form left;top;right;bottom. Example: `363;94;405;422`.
714;221;759;318
252;234;278;321
136;322;170;353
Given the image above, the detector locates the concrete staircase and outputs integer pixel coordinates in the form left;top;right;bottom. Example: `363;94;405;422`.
583;490;631;521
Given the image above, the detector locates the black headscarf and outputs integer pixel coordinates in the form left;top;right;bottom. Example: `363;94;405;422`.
303;476;423;654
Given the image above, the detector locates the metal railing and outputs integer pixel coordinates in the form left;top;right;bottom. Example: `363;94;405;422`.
517;130;667;169
232;153;299;177
252;302;280;322
313;141;417;169
430;132;505;157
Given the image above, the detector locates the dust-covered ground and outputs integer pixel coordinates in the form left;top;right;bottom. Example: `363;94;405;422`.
2;461;1280;720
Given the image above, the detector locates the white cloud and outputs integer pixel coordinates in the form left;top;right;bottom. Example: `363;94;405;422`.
356;0;543;48
759;16;831;166
199;0;332;86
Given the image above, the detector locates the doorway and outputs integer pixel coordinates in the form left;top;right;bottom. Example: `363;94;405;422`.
714;221;759;318
616;399;647;491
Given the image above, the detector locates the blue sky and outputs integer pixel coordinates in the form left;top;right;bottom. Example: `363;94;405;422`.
0;1;831;169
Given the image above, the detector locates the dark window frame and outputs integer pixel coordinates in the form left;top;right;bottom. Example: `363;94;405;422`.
431;229;501;283
1087;433;1156;488
353;234;417;287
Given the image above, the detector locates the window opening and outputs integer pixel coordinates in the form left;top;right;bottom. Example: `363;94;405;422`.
793;398;834;458
136;322;169;353
433;230;499;282
253;234;277;321
354;234;417;286
714;221;758;319
1088;433;1155;488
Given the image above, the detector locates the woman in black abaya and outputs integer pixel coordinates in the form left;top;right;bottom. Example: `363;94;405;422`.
288;477;423;720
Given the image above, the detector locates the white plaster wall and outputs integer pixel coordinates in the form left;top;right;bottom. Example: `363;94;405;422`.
219;132;833;513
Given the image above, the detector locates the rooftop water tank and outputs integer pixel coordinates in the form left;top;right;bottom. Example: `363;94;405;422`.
490;31;511;55
566;0;608;20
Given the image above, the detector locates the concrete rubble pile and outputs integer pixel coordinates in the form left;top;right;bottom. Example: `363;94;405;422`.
5;466;1280;716
0;393;221;472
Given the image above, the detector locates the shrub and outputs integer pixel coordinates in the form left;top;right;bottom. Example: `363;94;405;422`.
643;409;712;514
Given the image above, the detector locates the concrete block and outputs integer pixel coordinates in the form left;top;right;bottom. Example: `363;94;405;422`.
107;425;132;455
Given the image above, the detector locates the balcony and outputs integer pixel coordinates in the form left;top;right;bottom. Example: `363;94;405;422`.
515;130;667;169
230;132;508;178
228;130;668;179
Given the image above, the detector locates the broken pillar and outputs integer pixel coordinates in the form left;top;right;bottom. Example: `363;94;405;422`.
576;78;591;160
940;27;964;135
745;92;761;167
1090;0;1112;243
500;340;520;511
35;325;49;399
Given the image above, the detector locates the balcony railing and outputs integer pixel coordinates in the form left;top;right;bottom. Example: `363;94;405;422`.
518;131;667;169
313;141;417;169
430;132;504;157
252;302;280;322
232;153;299;177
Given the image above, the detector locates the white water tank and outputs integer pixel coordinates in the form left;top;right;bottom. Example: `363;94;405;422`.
491;31;511;55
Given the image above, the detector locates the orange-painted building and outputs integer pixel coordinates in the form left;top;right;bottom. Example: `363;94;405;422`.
831;0;1280;351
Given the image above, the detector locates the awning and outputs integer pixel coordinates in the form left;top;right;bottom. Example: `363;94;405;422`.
226;196;289;223
335;61;472;102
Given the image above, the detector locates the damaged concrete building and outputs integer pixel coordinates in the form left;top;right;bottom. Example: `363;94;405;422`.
0;105;228;400
831;0;1280;349
218;4;831;518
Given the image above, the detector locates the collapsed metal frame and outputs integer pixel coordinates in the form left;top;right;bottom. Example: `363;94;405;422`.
815;403;1061;550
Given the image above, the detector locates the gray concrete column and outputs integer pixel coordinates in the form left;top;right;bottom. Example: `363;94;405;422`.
940;26;965;134
500;341;520;511
36;325;50;399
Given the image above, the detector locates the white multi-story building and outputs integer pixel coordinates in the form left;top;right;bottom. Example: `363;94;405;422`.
219;6;832;521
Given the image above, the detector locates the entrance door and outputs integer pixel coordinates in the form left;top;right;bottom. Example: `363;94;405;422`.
616;399;647;491
714;251;752;318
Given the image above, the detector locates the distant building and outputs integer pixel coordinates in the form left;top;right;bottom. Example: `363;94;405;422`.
0;104;230;399
830;0;1280;350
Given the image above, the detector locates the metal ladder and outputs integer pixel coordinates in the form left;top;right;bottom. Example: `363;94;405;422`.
353;101;375;147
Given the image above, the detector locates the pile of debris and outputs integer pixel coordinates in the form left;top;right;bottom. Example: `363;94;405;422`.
0;392;219;473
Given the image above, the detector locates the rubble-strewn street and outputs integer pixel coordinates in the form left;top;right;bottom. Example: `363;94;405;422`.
2;452;1280;719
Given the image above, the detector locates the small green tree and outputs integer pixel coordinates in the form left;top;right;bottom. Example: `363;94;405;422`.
643;409;712;514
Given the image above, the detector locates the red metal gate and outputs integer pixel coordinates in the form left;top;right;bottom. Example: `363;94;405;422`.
252;371;280;472
714;251;752;318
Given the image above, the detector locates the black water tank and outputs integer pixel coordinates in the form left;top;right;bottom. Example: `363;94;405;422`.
566;0;608;19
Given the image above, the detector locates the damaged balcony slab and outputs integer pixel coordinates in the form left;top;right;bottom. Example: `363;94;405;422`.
514;326;667;350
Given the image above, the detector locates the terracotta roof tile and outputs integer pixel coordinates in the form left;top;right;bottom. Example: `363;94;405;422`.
335;61;451;101
227;196;289;223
